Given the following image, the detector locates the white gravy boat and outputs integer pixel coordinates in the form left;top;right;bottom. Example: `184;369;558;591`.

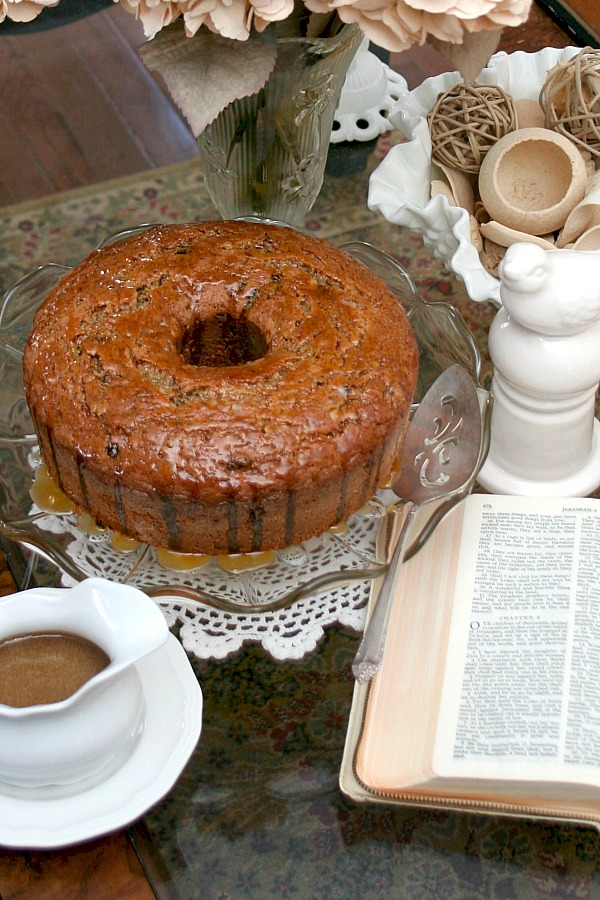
0;577;169;793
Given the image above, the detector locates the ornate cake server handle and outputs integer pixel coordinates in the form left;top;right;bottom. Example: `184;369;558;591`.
352;365;485;684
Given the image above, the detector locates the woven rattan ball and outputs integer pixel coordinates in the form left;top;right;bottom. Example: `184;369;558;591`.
540;47;600;158
428;83;517;174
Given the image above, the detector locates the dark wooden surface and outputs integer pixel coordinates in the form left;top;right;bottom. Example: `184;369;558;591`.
0;2;580;897
0;833;156;900
0;4;197;207
566;0;600;24
536;0;600;44
0;2;579;209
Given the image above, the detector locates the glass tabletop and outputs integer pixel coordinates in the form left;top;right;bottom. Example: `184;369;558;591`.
1;147;600;898
128;625;600;899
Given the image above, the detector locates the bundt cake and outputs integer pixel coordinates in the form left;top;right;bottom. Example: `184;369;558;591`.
23;221;418;554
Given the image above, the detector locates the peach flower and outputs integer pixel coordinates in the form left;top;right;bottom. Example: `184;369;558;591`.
117;0;294;39
187;0;294;37
0;0;58;23
303;0;531;52
116;0;180;36
1;0;531;50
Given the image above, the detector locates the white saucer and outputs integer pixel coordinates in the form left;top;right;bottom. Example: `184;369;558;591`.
0;634;202;849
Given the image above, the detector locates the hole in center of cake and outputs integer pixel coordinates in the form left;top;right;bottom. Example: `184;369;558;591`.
181;313;268;367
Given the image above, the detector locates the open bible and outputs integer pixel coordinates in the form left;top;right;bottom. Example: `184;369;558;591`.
340;493;600;828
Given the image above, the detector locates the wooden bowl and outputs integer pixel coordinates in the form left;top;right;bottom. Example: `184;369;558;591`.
478;127;587;235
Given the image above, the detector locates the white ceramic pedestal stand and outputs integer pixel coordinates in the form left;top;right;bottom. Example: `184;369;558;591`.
478;242;600;497
331;38;407;144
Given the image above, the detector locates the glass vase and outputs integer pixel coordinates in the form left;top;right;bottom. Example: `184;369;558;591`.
197;24;362;227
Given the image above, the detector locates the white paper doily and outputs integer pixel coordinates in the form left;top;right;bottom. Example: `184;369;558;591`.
158;580;372;661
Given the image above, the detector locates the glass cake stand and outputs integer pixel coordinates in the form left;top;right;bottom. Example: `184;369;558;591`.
0;228;484;659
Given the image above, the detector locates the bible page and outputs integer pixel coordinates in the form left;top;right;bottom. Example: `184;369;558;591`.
433;494;600;797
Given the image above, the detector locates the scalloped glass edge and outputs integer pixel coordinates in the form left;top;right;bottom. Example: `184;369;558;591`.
0;226;486;613
368;46;583;305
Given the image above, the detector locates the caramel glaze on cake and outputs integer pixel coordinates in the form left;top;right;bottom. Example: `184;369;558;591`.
23;221;419;555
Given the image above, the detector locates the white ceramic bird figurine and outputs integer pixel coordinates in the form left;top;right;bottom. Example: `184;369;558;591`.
479;241;600;496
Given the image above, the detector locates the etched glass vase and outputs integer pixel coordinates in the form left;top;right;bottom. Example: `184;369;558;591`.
197;24;362;227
